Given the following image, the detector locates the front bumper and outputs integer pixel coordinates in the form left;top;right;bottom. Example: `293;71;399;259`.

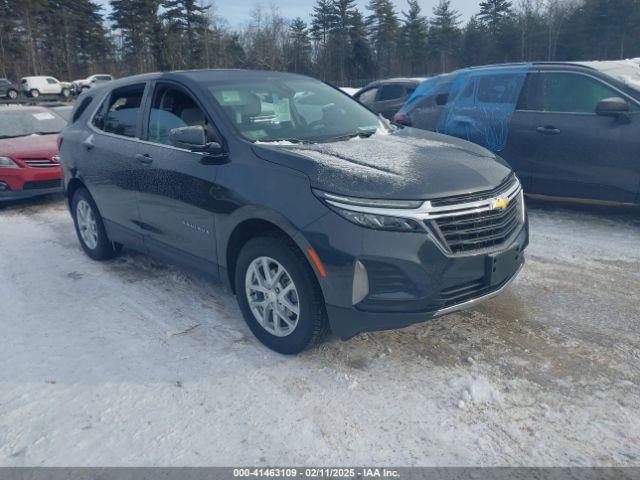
303;212;529;339
0;167;62;201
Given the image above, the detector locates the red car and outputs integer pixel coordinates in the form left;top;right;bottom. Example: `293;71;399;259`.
0;106;66;200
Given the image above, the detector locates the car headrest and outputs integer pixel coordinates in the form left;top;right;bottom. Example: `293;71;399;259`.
241;93;262;119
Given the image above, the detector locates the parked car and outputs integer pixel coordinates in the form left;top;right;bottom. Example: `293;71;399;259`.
0;106;65;200
72;74;114;95
59;70;528;353
20;76;72;99
395;61;640;206
354;78;426;119
0;78;19;100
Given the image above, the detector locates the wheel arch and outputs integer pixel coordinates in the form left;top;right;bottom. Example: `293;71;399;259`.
66;177;86;205
223;217;324;295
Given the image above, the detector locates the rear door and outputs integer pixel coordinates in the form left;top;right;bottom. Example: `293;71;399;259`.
134;80;222;273
80;83;148;250
524;71;640;203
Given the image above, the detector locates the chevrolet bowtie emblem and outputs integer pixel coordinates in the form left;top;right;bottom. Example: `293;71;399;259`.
493;197;510;210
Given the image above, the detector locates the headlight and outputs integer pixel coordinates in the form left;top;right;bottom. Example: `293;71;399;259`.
313;189;424;232
0;156;19;168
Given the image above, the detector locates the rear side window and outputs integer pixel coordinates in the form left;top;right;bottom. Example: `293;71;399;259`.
71;96;93;124
46;78;57;84
93;84;145;138
477;74;522;104
378;84;405;101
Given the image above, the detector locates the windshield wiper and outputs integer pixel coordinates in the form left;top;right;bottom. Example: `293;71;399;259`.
324;129;377;143
256;138;311;144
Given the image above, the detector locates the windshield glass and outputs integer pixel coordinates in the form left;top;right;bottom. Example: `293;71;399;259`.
0;109;66;139
205;78;383;143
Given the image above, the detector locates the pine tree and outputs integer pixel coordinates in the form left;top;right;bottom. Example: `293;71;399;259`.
366;0;400;77
310;0;334;79
287;18;312;73
400;0;428;75
110;0;162;73
348;9;374;80
161;0;210;69
429;0;461;73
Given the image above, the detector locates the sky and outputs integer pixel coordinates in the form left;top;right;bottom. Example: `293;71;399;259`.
95;0;480;27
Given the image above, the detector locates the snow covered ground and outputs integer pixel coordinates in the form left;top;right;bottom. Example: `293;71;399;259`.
0;195;639;466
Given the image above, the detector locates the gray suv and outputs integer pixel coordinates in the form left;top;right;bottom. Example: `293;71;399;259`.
59;70;528;354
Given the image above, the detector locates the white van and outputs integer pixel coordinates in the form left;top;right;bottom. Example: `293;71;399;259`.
20;76;72;98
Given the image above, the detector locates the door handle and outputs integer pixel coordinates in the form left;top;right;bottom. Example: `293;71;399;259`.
135;153;153;164
536;126;561;135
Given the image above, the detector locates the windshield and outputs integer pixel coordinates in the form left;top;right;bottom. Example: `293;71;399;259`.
204;78;384;143
0;109;66;139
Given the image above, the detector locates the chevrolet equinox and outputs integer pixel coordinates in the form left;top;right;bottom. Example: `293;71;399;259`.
59;70;529;354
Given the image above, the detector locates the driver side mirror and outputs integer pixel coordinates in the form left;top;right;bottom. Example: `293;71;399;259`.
596;97;630;119
169;126;226;158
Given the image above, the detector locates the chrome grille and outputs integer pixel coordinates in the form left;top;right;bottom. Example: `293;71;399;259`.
427;178;524;254
22;157;58;168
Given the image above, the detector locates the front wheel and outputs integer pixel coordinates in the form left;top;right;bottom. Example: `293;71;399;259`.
71;187;122;260
61;88;70;98
235;235;328;354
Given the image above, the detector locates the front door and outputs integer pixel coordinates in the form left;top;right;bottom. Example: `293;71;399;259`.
135;81;222;275
526;71;640;203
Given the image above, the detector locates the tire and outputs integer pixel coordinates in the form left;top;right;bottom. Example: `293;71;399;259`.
7;89;17;99
29;89;40;98
71;187;122;261
235;234;329;354
61;88;70;98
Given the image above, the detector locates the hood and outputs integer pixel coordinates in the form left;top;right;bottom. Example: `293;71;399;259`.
0;134;59;158
252;128;513;200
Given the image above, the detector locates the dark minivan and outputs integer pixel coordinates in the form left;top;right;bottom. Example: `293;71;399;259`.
60;70;528;353
395;61;640;206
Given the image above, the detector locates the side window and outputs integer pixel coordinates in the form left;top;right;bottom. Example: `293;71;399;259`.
378;84;405;101
541;73;638;113
477;74;522;104
357;87;378;105
46;78;58;84
93;84;145;138
148;83;208;145
71;96;93;124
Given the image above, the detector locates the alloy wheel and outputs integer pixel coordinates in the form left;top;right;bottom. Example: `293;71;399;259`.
245;256;300;337
76;199;98;250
